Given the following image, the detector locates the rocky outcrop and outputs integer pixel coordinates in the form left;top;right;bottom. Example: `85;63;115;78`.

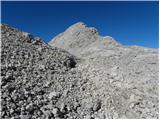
49;22;121;57
1;23;159;119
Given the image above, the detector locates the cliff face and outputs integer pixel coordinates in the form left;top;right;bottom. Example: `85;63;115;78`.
1;23;159;119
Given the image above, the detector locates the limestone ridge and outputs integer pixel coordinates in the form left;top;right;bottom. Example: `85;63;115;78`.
49;22;121;56
1;23;159;119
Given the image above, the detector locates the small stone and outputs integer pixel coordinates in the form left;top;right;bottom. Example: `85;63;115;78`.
85;115;91;119
48;91;59;99
93;101;101;112
125;110;138;118
52;108;58;115
60;103;65;112
39;64;45;70
10;108;14;114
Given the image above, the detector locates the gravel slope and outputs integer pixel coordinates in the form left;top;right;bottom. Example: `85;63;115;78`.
49;22;159;119
1;23;159;119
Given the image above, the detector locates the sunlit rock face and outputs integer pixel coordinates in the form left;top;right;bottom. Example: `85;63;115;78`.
1;23;158;119
49;22;122;57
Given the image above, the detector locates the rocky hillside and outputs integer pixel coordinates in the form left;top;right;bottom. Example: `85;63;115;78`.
1;23;159;119
49;22;159;119
1;24;82;119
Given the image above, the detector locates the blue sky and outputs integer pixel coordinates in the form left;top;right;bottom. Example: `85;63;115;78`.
1;1;159;48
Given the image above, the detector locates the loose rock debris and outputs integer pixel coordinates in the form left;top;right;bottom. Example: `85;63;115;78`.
1;23;159;119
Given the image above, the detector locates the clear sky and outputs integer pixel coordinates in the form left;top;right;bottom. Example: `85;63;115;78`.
1;1;159;48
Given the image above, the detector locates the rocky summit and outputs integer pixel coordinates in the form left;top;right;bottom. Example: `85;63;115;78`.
1;22;159;119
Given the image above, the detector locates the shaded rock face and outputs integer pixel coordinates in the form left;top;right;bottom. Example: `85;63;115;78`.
1;23;159;119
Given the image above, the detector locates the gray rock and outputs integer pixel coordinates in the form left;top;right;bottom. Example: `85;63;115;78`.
49;22;158;119
1;23;158;119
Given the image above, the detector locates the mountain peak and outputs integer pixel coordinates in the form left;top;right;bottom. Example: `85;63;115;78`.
66;22;87;33
49;22;120;56
70;22;86;27
65;22;98;35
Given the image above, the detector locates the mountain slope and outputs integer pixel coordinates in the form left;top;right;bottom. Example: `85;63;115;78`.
1;24;82;119
49;22;159;119
1;23;158;119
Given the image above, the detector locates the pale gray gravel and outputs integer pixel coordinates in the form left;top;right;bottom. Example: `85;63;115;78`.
49;22;159;119
1;22;159;119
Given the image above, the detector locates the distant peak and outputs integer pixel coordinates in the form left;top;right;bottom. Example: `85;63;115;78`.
66;22;87;32
66;22;99;36
103;36;114;40
71;22;86;27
